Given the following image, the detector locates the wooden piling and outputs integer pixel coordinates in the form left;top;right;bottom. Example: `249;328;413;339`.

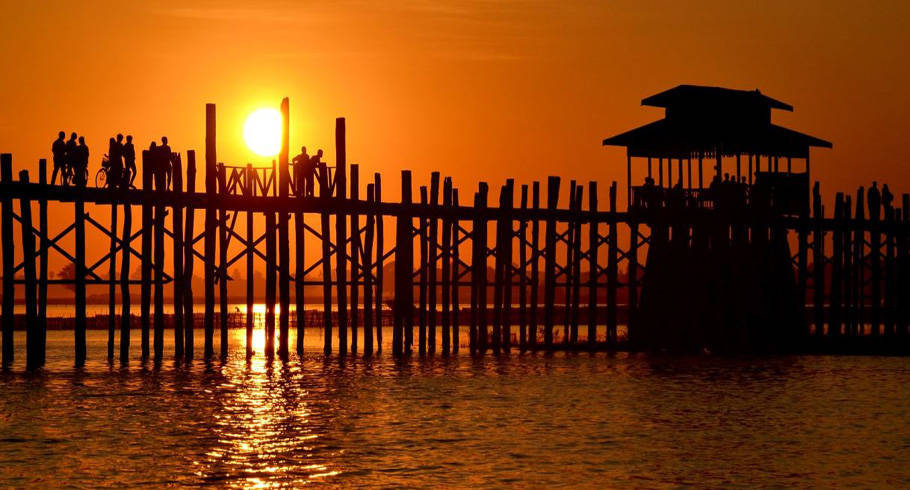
120;199;132;364
349;164;360;354
530;182;540;348
587;182;598;347
492;184;506;354
320;164;333;355
204;103;217;360
278;98;291;360
184;151;196;360
451;189;461;352
831;193;844;336
418;186;428;354
265;210;277;358
1;154;13;368
374;173;384;352
108;186;118;360
75;178;86;367
393;170;413;356
441;178;453;354
476;183;489;352
140;151;152;361
570;185;583;345
18;171;39;370
812;183;823;335
173;155;184;358
245;164;255;358
870;186;882;336
607;183;618;344
428;172;440;354
294;167;305;356
502;180;514;352
518;184;529;350
217;164;228;358
335;118;348;356
38;160;48;366
543;177;560;349
854;188;865;335
153;168;166;362
363;184;375;355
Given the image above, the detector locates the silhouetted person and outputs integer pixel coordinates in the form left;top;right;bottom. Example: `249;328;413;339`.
158;136;172;190
64;132;78;186
75;136;89;186
882;183;894;220
123;135;136;188
868;181;881;221
107;137;123;188
310;149;324;194
51;131;66;185
292;145;311;196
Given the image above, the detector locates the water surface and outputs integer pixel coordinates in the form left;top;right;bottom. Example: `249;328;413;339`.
1;329;908;487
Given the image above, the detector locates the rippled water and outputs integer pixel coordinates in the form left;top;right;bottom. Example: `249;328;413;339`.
1;328;909;487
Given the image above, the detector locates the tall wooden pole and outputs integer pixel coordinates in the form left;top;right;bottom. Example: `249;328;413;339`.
18;171;39;370
120;199;132;364
38;159;48;366
217;164;228;358
245;164;255;358
335;118;348;356
1;154;13;368
172;155;184;358
278;97;291;360
183;151;196;361
204;103;217;360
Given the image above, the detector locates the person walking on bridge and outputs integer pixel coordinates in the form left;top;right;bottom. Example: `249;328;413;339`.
64;132;78;186
868;181;881;221
74;136;89;187
51;131;66;185
158;136;172;190
123;135;136;188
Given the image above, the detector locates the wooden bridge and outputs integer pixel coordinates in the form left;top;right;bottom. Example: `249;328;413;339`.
2;89;909;370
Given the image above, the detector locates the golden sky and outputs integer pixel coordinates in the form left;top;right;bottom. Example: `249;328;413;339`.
2;0;909;199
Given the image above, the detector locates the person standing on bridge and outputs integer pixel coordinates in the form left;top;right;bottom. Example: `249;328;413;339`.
158;136;172;190
51;131;67;185
64;132;78;186
310;149;324;195
882;183;894;221
123;135;136;188
75;136;89;187
292;145;310;196
868;181;881;221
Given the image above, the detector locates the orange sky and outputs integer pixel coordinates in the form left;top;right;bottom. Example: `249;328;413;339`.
2;0;910;198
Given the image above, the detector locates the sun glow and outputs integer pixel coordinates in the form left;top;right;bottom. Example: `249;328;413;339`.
243;108;282;157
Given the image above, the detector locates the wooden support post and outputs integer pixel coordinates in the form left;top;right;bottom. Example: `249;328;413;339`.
502;180;514;352
120;199;132;364
38;160;48;366
543;177;560;349
184;151;196;360
797;185;810;335
153;170;166;362
428;172;440;354
245;164;255;358
418;186;429;354
628;217;639;346
477;183;489;352
587;182;598;347
374;173;384;352
320;165;333;355
294;169;305;356
843;194;854;335
363;184;375;355
441;178;453;354
870;186;882;336
812;183;824;335
564;182;577;346
529;182;540;349
885;203;896;336
1;155;13;368
900;195;910;336
75;179;86;367
140;151;152;361
831;193;844;336
393;170;413;356
18;171;39;370
335;117;348;356
217;164;228;358
265;211;277;358
854;188;866;335
469;191;481;353
204;103;217;360
451;189;460;352
349;165;360;354
491;184;506;354
607;183;618;344
570;185;583;345
278;98;291;360
518;184;529;350
173;155;184;358
108;187;118;360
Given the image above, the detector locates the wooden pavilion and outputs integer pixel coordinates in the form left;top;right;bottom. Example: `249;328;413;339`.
603;84;832;209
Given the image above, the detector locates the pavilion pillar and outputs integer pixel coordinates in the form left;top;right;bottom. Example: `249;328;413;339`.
647;157;652;179
626;151;632;208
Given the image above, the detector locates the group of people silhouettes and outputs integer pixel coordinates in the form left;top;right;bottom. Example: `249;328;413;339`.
292;146;324;196
102;133;136;189
868;181;895;221
51;132;89;186
52;132;174;190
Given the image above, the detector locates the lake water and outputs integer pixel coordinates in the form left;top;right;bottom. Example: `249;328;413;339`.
1;328;909;487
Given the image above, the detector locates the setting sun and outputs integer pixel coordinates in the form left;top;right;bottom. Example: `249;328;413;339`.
243;107;282;157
